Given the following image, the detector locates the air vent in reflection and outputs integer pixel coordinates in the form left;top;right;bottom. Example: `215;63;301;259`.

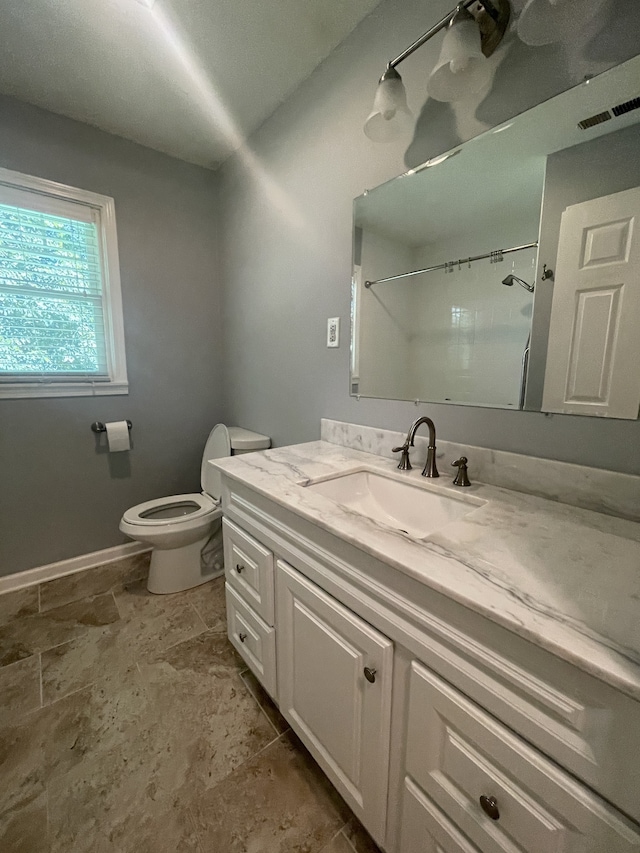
578;110;612;130
612;96;640;117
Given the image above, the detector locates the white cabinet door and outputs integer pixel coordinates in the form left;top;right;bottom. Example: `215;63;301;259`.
276;559;393;844
542;185;640;419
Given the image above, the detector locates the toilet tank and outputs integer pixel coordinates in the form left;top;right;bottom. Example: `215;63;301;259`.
228;427;271;455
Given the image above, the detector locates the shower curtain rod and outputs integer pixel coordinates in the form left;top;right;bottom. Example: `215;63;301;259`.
363;241;538;288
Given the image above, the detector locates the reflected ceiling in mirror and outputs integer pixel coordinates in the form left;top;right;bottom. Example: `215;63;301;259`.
352;55;640;412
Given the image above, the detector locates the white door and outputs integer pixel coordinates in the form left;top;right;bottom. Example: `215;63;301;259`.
542;185;640;419
276;559;393;844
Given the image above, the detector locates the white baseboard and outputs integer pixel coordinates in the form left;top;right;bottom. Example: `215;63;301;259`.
0;542;152;596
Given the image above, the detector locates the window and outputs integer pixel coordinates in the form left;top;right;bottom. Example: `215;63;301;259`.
0;167;128;397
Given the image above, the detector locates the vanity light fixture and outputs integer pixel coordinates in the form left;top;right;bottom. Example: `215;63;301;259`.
364;0;511;142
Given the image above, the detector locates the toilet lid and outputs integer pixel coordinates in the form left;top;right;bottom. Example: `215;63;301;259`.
201;423;231;500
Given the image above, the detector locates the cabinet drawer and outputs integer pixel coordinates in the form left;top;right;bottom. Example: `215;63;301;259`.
411;604;640;821
406;661;640;853
401;777;481;853
223;517;274;624
226;583;276;697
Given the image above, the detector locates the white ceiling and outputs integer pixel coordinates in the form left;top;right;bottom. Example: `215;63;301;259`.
0;0;380;169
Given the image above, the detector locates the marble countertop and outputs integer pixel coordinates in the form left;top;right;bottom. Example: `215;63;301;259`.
212;441;640;701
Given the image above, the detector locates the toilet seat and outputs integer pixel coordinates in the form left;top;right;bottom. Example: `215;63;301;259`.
122;492;219;527
119;423;269;595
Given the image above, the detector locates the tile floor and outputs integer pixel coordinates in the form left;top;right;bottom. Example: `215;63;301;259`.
0;554;382;853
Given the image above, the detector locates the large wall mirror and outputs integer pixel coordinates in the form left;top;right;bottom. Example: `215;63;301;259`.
352;54;640;419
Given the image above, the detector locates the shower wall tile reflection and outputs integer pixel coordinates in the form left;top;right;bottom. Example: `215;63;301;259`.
356;224;536;408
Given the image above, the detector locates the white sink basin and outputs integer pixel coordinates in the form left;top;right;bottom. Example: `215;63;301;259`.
304;469;483;538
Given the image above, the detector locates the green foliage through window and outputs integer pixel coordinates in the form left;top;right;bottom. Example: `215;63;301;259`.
0;203;106;375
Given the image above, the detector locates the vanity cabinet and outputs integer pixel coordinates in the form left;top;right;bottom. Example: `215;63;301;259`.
223;517;274;624
221;481;640;853
224;517;277;696
403;661;640;853
277;559;393;841
401;778;483;853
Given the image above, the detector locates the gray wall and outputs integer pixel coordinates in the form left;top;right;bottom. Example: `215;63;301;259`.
218;0;640;473
0;95;222;576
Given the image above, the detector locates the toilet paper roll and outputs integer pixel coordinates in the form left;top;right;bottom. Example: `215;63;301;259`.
105;421;131;453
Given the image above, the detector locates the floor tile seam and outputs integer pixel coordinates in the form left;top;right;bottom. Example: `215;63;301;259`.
111;588;125;621
38;650;43;709
338;825;361;853
206;726;287;792
41;676;98;709
237;671;282;737
236;670;289;738
189;599;226;634
188;600;210;634
0;650;38;674
1;630;90;669
35;621;111;659
42;588;120;614
320;826;348;852
40;575;145;616
0;690;48;735
183;729;287;819
137;620;223;666
4;596;120;655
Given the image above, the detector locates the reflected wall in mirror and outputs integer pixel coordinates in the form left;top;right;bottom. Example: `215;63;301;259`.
352;54;640;418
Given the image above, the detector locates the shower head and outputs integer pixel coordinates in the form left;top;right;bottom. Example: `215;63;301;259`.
502;274;534;293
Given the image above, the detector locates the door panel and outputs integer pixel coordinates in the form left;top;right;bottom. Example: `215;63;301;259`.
543;185;640;418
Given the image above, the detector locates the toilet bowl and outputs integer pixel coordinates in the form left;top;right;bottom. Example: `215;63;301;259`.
120;424;270;594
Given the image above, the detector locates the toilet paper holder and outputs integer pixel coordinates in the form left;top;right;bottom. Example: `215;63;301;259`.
91;420;133;433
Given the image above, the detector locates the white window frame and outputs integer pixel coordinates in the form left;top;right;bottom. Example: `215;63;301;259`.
0;166;128;398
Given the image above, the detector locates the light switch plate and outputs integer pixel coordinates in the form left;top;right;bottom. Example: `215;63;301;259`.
327;317;340;347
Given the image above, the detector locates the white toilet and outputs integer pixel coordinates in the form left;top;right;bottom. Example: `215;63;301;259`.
120;424;270;594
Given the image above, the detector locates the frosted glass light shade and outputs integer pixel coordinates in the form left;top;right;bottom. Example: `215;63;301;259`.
364;69;414;142
427;13;491;102
517;0;607;46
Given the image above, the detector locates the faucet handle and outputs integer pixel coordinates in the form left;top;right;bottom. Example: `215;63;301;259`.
392;443;412;471
451;457;471;487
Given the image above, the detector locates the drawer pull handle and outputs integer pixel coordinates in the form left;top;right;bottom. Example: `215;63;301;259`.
363;667;377;684
238;632;247;643
479;795;500;821
235;563;245;573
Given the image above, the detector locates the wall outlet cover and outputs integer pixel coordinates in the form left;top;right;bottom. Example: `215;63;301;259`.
327;317;340;347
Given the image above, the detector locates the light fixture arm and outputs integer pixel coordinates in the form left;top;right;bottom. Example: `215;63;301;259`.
365;0;510;140
387;0;507;71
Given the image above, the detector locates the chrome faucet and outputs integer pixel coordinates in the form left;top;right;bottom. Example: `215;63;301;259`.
392;416;439;478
